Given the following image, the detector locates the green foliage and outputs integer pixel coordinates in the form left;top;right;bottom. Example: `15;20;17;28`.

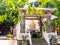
0;0;60;32
0;15;6;23
0;1;6;23
37;0;50;7
39;0;60;32
0;0;22;32
6;34;12;39
0;0;22;26
47;0;60;32
0;2;6;15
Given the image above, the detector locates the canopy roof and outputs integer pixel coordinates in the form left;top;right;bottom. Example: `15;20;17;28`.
19;8;56;12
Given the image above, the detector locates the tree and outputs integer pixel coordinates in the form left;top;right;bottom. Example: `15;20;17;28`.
0;0;22;35
0;0;60;35
45;0;60;33
51;0;60;33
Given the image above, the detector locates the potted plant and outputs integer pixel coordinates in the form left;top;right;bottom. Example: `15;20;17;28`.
6;33;12;39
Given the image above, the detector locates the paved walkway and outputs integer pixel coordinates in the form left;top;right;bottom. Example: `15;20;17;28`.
0;40;17;45
32;39;48;45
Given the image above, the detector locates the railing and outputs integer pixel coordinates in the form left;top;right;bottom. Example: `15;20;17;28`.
42;31;57;45
29;31;32;45
57;36;60;44
42;31;50;45
17;31;32;45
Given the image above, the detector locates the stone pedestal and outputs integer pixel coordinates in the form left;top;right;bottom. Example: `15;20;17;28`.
22;35;27;45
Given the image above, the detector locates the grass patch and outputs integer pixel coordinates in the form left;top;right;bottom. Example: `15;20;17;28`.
32;38;45;40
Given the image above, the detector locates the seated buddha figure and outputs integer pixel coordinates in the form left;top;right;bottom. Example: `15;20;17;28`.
29;20;36;30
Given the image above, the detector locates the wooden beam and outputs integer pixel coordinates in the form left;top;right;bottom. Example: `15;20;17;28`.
25;15;40;17
25;18;39;20
19;8;56;12
25;17;39;20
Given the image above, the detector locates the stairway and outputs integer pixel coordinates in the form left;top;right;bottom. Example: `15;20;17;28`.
32;39;48;45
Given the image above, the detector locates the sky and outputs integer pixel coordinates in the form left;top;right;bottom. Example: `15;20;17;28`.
29;0;36;2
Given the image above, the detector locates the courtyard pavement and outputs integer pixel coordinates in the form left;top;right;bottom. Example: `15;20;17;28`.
0;40;17;45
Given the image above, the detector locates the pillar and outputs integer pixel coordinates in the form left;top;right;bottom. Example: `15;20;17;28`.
22;35;27;45
39;16;43;37
20;12;25;33
46;13;51;33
